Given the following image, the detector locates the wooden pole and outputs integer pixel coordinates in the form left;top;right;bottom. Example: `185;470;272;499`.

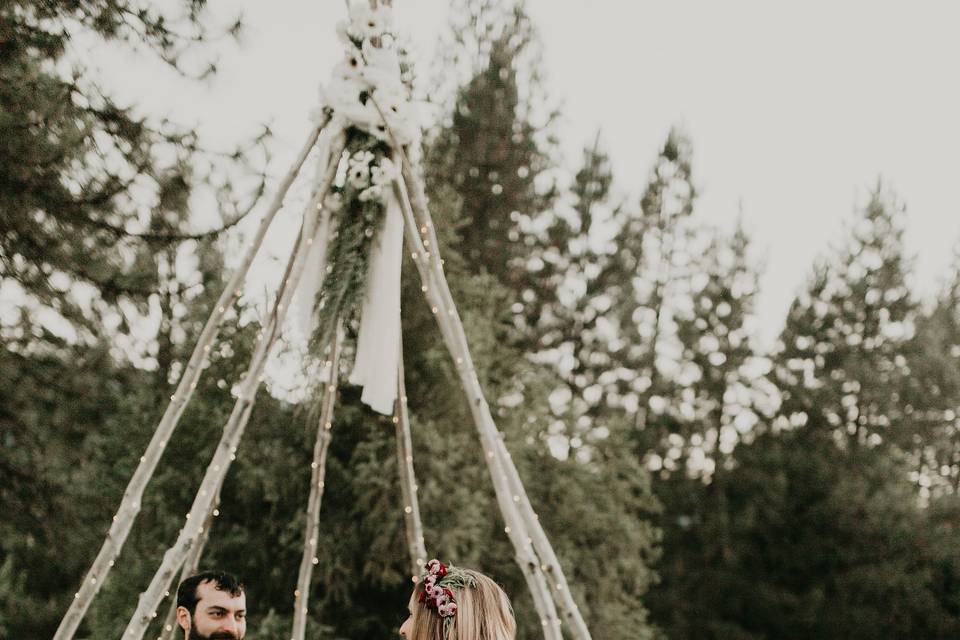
157;480;225;640
389;174;562;640
494;437;585;636
53;119;329;640
389;141;592;640
121;133;346;640
291;325;344;640
394;340;428;581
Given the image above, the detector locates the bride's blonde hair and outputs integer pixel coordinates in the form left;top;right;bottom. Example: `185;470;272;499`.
407;568;516;640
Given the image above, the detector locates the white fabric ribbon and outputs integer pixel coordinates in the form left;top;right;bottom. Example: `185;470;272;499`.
348;187;403;414
293;125;403;415
293;126;337;341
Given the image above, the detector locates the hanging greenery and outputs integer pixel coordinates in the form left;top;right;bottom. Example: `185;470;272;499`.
310;127;396;352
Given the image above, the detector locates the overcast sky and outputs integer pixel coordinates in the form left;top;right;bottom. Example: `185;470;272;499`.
87;0;960;347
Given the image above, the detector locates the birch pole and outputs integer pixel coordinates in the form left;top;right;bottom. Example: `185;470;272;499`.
389;175;562;640
157;480;225;640
121;133;346;640
391;143;593;640
291;325;344;640
53;119;329;640
394;342;428;581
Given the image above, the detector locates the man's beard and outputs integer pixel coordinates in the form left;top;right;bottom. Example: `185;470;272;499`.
187;627;241;640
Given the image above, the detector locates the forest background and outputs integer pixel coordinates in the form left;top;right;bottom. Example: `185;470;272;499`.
3;1;960;639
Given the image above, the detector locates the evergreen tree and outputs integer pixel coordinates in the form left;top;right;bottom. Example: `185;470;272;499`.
426;0;558;329
901;244;960;498
647;184;960;639
774;185;916;450
648;429;960;640
602;128;772;471
668;221;772;475
0;0;247;343
0;1;254;634
604;128;698;462
532;137;622;455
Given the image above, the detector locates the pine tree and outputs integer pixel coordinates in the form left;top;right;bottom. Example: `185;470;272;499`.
425;0;558;327
648;428;960;640
646;188;960;638
532;137;621;456
0;2;252;634
0;1;248;342
669;220;772;475
645;184;960;639
901;244;960;498
774;184;916;450
604;128;700;462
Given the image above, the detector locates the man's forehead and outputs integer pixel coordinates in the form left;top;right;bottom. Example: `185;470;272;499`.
196;580;246;610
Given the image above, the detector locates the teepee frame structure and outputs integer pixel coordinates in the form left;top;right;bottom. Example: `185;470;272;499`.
53;2;591;639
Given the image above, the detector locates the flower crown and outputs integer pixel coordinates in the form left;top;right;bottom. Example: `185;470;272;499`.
418;559;476;635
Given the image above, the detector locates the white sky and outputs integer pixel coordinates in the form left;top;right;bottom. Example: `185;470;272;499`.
85;0;960;347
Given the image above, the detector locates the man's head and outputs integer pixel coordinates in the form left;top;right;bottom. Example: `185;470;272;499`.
176;571;246;640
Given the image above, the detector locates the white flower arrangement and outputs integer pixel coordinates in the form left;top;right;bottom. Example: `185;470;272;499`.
308;2;422;376
318;0;421;148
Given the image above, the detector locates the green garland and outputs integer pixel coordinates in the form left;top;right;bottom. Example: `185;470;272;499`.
310;127;392;354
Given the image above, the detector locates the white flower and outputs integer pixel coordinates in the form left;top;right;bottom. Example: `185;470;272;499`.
347;163;370;189
362;39;397;64
371;87;421;146
358;184;383;203
331;61;360;85
349;3;393;40
325;71;372;126
359;64;395;91
349;150;375;168
348;43;401;91
371;82;405;110
370;158;396;187
348;102;384;132
345;51;364;73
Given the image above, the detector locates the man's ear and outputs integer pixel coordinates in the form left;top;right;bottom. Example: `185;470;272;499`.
176;606;191;633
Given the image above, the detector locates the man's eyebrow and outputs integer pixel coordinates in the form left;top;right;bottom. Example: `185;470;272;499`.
205;604;246;613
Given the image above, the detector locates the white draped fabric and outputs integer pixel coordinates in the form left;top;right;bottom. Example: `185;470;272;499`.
292;126;338;341
347;189;403;414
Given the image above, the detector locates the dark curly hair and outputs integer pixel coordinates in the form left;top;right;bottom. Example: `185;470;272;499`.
176;571;245;615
